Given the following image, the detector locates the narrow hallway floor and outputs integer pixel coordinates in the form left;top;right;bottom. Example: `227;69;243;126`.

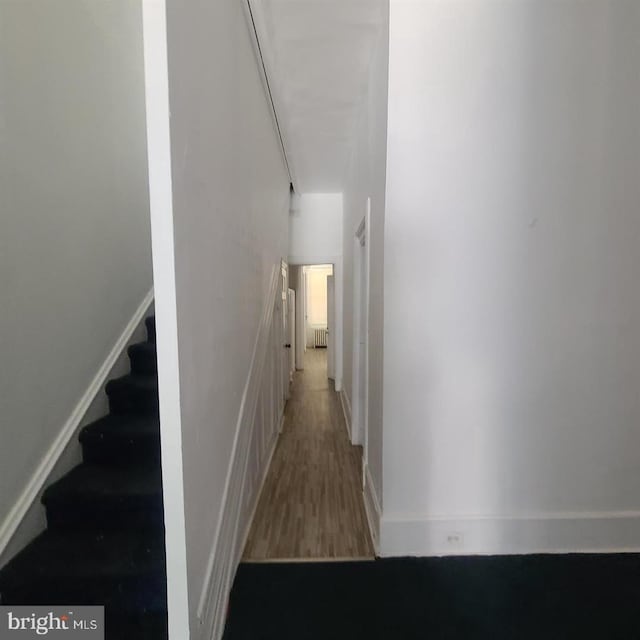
243;349;374;560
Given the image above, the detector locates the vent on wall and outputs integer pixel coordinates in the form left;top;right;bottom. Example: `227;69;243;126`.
314;328;328;348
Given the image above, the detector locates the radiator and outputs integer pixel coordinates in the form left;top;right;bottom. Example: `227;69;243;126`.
314;328;328;348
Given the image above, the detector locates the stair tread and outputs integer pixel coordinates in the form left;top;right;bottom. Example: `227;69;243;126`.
106;373;158;393
0;530;165;586
80;414;160;443
42;464;162;504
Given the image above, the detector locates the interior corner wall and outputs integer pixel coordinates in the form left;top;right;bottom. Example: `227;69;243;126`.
382;0;640;556
0;0;152;556
159;0;290;633
342;9;389;508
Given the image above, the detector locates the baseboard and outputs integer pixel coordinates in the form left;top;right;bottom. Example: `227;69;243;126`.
237;414;281;561
339;388;352;441
379;511;640;557
206;405;284;640
206;421;281;640
0;288;154;560
363;465;381;555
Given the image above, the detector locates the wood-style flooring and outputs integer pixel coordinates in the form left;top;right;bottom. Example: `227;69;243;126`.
243;349;374;561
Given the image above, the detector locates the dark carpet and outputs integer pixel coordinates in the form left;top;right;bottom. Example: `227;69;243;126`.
0;315;167;639
224;554;640;639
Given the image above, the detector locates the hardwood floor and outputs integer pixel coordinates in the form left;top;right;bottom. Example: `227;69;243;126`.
243;349;374;561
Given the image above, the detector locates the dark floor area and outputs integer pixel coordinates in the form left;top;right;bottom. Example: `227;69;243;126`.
224;554;640;639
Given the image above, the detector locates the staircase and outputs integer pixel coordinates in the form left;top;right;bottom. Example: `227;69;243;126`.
0;315;167;638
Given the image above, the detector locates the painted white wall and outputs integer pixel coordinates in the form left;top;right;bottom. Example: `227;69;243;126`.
0;0;152;555
382;0;640;555
289;193;343;261
289;194;344;389
144;0;290;635
342;10;389;509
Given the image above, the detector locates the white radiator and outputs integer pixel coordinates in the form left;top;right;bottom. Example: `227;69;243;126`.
314;328;328;348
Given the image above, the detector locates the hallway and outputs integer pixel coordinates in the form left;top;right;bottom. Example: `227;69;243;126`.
243;349;374;560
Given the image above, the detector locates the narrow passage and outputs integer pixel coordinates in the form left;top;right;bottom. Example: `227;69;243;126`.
243;349;374;560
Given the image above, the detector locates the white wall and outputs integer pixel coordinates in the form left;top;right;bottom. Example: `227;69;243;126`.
382;0;640;555
289;193;343;261
144;0;290;636
342;10;389;512
289;193;344;388
0;0;152;555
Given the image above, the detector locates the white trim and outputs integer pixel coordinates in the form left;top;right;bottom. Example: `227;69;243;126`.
339;388;352;441
379;511;640;557
363;464;381;555
288;254;341;265
142;2;191;636
0;288;154;558
244;556;375;564
236;409;282;560
197;264;286;640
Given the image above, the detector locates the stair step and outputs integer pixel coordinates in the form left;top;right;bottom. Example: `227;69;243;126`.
128;341;157;375
80;414;161;467
145;315;156;344
42;464;163;531
106;374;158;415
0;530;165;606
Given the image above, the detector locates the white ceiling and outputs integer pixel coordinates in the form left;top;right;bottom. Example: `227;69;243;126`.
254;0;386;193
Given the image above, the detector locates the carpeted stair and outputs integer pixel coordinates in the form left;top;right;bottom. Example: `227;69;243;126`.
0;314;167;639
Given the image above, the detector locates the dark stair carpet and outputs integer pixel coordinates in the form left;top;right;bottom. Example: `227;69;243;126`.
0;314;167;639
223;554;640;640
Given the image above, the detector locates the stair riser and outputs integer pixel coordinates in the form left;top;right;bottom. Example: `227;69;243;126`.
128;353;157;375
145;317;156;344
45;502;164;532
107;388;159;416
82;440;161;467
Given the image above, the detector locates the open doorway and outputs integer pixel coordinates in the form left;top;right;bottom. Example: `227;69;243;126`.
303;264;334;379
288;263;336;381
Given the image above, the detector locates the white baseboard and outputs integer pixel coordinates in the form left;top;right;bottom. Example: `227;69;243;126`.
379;511;640;557
0;288;154;559
339;388;352;441
206;413;282;640
237;414;281;561
363;464;381;555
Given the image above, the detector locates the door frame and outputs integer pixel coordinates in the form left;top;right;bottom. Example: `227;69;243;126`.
287;288;296;380
280;259;290;404
327;274;336;380
351;202;370;474
288;255;343;392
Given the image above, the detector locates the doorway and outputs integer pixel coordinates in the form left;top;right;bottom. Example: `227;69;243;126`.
291;264;335;381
